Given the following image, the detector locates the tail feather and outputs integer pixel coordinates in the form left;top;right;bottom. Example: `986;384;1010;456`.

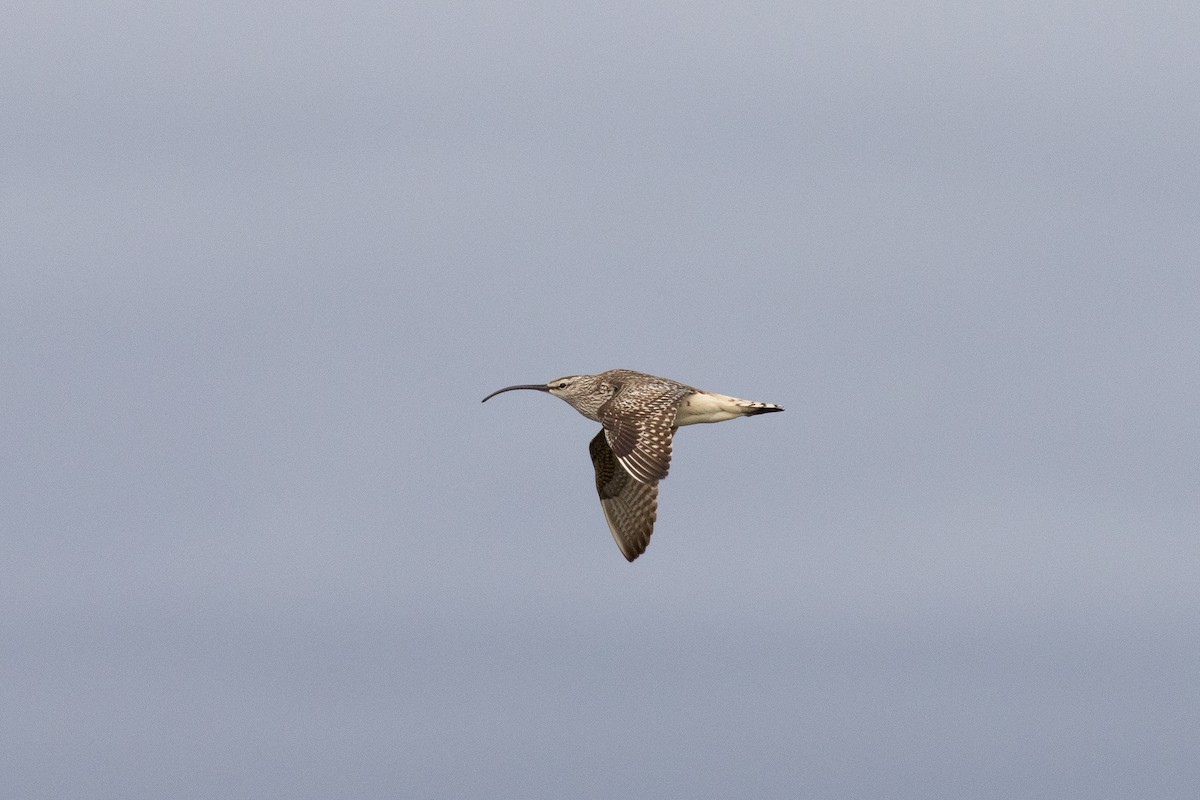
674;392;784;425
741;403;783;415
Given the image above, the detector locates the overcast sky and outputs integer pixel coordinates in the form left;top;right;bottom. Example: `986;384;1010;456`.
3;2;1198;798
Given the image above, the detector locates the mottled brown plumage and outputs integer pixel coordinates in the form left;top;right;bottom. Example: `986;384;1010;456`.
589;430;657;561
483;369;782;561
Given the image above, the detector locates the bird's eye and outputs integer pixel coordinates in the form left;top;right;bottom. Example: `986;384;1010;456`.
558;381;568;389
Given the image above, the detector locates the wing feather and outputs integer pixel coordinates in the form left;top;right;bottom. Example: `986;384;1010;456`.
598;382;689;485
589;430;658;561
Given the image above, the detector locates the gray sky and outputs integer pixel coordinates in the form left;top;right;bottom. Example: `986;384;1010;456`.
3;2;1198;798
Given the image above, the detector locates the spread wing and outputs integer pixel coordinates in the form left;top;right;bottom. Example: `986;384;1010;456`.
598;382;689;485
589;430;658;561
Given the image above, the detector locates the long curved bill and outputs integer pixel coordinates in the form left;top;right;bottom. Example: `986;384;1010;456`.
481;383;551;403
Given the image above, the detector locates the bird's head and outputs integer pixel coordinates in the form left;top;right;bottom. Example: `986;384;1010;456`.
482;373;615;421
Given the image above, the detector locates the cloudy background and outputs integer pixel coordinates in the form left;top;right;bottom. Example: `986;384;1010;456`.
3;2;1197;798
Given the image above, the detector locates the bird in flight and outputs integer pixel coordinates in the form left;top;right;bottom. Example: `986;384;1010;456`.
482;369;782;561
